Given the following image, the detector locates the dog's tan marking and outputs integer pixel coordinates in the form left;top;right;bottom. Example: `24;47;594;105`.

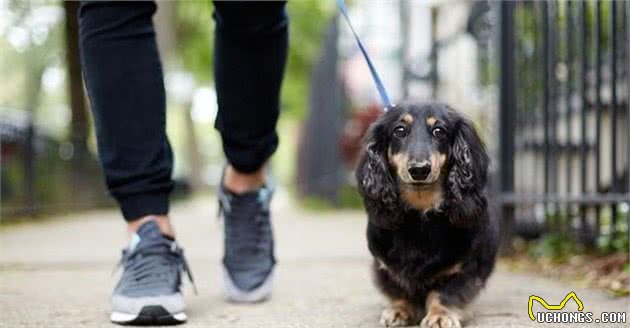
401;186;443;212
402;113;414;124
375;257;389;271
388;148;409;180
420;292;463;328
380;299;415;327
426;116;437;127
428;152;447;181
436;262;463;278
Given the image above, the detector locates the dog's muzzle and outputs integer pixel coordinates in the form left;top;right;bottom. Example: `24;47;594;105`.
408;161;431;182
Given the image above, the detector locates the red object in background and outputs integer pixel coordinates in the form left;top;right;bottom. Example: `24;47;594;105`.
339;104;383;168
1;143;17;159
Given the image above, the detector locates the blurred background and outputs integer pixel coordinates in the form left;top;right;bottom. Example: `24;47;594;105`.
0;0;628;294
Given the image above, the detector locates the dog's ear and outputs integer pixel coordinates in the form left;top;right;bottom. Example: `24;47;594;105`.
356;122;397;205
446;115;489;226
356;121;400;229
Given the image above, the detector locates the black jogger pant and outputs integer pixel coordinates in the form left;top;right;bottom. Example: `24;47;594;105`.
78;1;288;220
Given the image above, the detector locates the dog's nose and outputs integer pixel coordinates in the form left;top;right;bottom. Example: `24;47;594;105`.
408;163;431;181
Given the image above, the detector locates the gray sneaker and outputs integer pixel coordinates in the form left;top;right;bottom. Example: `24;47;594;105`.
218;181;275;303
111;221;195;325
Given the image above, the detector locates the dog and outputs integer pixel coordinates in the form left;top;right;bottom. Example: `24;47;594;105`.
355;101;498;328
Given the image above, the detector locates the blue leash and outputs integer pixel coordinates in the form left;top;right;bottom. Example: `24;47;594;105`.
337;0;393;110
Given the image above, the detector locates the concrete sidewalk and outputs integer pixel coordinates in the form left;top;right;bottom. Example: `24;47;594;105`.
1;194;628;327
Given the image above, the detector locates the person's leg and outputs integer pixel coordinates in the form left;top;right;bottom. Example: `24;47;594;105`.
213;1;288;191
212;1;288;303
79;0;174;236
79;2;190;324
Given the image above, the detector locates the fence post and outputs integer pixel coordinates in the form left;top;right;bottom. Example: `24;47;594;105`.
430;7;439;98
498;1;516;254
24;119;36;215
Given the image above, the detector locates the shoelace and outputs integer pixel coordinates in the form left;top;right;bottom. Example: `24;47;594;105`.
115;239;197;295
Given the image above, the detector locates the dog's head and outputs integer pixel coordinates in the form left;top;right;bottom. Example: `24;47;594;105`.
356;102;489;228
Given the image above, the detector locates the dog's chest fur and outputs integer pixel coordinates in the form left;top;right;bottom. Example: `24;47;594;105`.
368;211;476;287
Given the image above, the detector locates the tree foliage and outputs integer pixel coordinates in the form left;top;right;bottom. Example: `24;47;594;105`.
173;0;335;118
283;0;335;118
1;0;64;113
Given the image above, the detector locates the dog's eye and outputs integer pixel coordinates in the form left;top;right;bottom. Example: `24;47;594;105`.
432;127;446;139
393;126;407;138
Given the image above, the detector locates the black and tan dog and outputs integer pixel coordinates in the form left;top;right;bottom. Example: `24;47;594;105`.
356;102;498;328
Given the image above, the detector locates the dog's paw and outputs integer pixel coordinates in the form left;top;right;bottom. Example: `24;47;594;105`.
420;312;461;328
380;307;413;327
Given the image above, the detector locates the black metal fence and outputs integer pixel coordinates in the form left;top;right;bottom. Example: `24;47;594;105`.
498;1;629;249
1;111;36;216
0;109;112;219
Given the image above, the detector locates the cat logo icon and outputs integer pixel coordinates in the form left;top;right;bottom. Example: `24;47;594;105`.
528;291;584;321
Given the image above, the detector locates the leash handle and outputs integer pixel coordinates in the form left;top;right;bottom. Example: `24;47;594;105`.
337;0;393;110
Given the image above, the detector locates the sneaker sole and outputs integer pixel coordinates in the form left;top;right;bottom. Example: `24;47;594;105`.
111;306;186;326
220;264;274;303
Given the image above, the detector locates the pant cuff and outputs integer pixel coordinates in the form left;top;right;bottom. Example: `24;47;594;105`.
118;193;169;221
222;132;278;174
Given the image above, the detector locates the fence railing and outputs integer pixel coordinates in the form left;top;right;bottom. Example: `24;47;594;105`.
0;109;113;219
498;1;629;250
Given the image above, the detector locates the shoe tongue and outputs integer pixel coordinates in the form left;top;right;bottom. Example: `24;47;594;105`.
225;186;271;203
129;221;163;251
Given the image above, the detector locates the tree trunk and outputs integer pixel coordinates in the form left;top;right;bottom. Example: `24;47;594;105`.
64;1;89;162
156;1;204;190
183;101;203;191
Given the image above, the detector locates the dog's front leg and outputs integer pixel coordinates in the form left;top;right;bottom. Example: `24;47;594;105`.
380;299;415;327
419;291;464;328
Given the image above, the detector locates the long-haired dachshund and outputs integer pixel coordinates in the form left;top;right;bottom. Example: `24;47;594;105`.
356;102;498;328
